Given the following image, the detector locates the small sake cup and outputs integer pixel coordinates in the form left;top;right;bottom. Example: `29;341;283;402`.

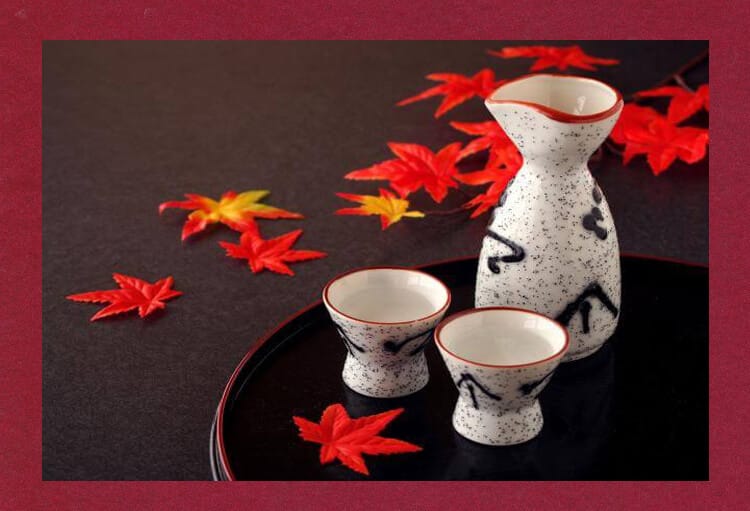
323;267;451;398
435;307;569;446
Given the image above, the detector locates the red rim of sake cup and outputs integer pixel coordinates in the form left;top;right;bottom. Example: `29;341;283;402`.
322;266;451;326
435;306;570;369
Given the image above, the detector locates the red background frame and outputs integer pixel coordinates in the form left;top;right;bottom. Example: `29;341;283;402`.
1;1;746;509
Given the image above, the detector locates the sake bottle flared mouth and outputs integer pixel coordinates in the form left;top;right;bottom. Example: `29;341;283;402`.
486;74;623;123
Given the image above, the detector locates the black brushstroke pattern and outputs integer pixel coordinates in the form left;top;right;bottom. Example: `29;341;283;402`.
582;207;608;240
579;300;592;333
555;283;619;330
497;175;516;208
485;228;525;274
334;324;365;355
383;327;435;355
519;368;556;396
407;335;433;356
592;183;603;204
456;373;502;409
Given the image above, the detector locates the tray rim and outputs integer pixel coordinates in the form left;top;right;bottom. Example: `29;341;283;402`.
214;253;708;481
209;410;222;480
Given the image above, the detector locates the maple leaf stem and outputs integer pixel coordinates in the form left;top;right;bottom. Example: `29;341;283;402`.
454;186;475;199
422;206;469;216
603;140;624;157
663;49;708;86
671;73;694;93
588;146;605;170
589;146;604;162
627;49;707;100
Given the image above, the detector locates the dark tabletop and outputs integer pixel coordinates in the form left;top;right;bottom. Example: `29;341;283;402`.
42;40;708;480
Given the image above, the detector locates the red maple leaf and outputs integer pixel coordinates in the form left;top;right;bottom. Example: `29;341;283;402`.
488;45;619;71
293;403;421;476
456;165;518;218
67;274;182;321
636;84;709;124
450;121;523;172
159;189;302;241
345;142;462;203
610;104;709;175
610;104;661;144
397;69;505;117
219;222;326;276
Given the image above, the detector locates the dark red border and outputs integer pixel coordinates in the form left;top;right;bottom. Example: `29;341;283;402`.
3;9;742;508
486;73;624;123
322;266;452;325
434;306;569;369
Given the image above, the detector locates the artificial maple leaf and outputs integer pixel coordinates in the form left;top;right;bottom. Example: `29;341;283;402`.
450;121;523;172
610;104;709;175
397;69;505;117
159;190;303;241
335;188;425;230
456;165;518;218
218;222;326;276
610;104;661;144
293;403;421;476
345;142;462;203
636;84;709;124
67;274;182;321
488;45;619;71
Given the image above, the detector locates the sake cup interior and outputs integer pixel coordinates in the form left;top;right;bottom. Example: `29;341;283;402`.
488;74;620;118
323;267;450;324
436;307;568;367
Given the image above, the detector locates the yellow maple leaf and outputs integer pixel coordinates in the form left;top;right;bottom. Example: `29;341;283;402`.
335;188;425;230
159;190;303;240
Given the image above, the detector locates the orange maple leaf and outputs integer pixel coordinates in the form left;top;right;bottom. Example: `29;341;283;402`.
335;188;425;230
67;274;182;321
345;142;462;203
293;403;421;476
218;223;326;276
397;69;505;117
159;190;302;241
489;45;619;71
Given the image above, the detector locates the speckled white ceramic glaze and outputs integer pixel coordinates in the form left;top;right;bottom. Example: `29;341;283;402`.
476;74;624;361
323;267;451;398
436;307;569;446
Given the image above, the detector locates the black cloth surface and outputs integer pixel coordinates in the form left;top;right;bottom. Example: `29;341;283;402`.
42;41;708;480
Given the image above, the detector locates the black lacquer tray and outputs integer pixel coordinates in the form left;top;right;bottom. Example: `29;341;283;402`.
211;255;708;481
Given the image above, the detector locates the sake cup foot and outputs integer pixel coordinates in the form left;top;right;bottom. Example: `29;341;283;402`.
342;354;429;398
563;338;608;362
452;399;543;446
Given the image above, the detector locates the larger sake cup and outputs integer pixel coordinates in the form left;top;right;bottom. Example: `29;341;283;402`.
436;307;569;445
323;267;451;398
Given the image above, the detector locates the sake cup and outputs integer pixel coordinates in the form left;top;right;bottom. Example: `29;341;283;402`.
435;307;569;446
323;267;451;398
